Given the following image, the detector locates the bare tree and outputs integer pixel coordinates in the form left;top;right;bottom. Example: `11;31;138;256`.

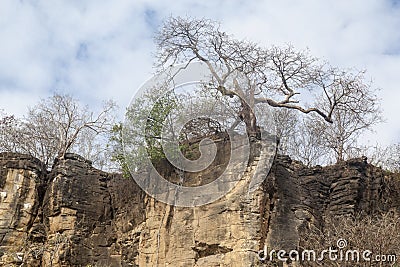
0;94;116;168
272;78;381;165
0;110;19;152
273;108;300;152
292;118;332;166
273;109;331;166
308;82;382;163
0;110;14;126
354;143;400;172
381;143;400;172
155;17;379;142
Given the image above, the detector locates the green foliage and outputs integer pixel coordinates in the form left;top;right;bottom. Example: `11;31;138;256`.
110;123;131;178
144;91;178;162
110;88;178;176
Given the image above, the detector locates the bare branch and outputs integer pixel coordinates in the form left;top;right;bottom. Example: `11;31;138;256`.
154;16;382;159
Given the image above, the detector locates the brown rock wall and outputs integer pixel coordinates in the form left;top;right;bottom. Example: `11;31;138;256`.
0;151;398;266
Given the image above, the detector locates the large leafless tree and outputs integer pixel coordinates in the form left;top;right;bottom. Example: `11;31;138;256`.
155;17;380;141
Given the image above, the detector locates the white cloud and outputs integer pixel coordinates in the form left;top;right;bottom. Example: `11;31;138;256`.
0;0;399;145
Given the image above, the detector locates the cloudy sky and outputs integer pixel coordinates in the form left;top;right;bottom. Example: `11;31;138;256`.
1;0;399;146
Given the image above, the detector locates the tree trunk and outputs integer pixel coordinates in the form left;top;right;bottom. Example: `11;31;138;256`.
239;100;260;139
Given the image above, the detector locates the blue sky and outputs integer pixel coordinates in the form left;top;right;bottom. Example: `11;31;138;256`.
1;0;400;145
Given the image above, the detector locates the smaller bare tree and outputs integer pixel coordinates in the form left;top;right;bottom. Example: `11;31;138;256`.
382;143;400;172
0;110;18;152
309;77;382;163
273;108;299;151
291;117;332;166
0;94;116;168
273;109;331;166
272;69;382;165
353;143;400;172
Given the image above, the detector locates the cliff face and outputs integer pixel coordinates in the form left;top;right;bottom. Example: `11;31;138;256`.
0;152;398;266
0;153;146;266
0;153;46;265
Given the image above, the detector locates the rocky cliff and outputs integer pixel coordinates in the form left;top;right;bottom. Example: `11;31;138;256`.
0;152;398;266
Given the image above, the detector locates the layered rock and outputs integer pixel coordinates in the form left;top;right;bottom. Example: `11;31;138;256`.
263;156;391;254
0;153;146;266
0;151;398;266
0;153;46;265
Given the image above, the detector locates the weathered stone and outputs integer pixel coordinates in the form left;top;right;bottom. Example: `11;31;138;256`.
0;153;46;266
0;151;398;266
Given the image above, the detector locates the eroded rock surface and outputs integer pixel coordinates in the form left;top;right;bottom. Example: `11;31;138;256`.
0;153;46;266
0;151;398;266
